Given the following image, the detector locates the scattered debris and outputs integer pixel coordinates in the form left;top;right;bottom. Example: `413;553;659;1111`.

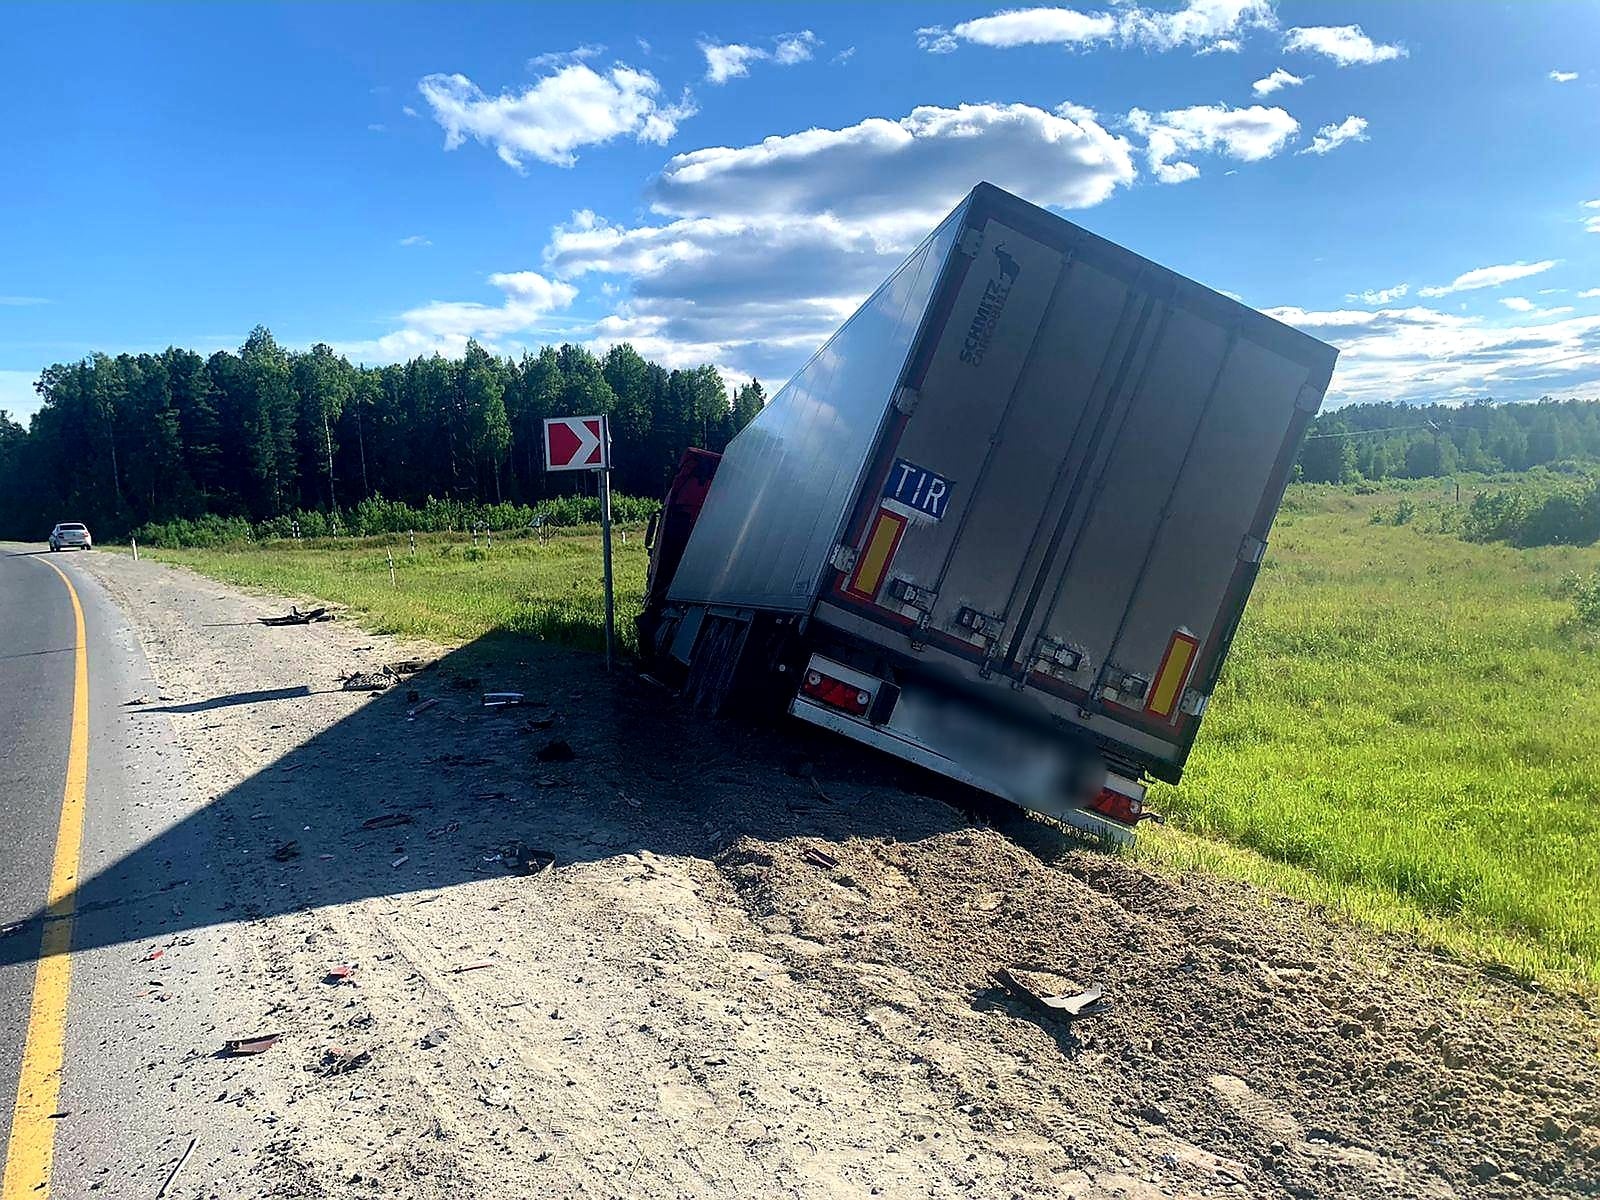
155;1135;198;1199
361;812;414;831
271;840;301;862
123;695;152;706
221;1032;282;1056
451;961;494;975
391;855;410;869
483;691;525;708
258;606;332;626
341;671;393;692
317;1045;373;1076
323;963;357;985
802;846;840;870
504;842;556;874
536;739;575;763
139;947;165;963
386;657;436;675
419;1027;450;1049
994;967;1109;1020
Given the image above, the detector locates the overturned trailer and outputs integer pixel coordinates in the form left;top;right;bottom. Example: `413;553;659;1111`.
639;182;1337;839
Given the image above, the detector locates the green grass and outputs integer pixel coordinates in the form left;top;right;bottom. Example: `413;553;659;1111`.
150;525;650;650
1142;481;1600;987
146;482;1600;987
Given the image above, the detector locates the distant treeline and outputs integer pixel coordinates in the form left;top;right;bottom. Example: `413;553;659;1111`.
0;327;764;539
1298;397;1600;483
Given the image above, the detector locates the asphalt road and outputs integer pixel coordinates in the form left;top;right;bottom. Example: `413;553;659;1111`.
0;547;255;1197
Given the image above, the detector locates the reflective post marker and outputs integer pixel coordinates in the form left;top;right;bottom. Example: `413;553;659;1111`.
543;413;616;672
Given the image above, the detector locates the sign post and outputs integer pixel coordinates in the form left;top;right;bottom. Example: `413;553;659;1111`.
543;415;615;671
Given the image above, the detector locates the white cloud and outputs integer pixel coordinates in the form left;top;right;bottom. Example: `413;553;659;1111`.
399;235;431;247
773;31;820;65
1580;288;1600;299
1198;38;1241;54
1266;304;1600;406
702;31;820;82
701;41;767;82
1298;115;1368;156
1417;260;1559;298
401;105;419;119
367;123;387;133
544;101;1135;382
1346;283;1408;304
0;295;51;306
418;62;694;169
649;101;1136;233
338;271;578;362
1284;24;1406;66
529;44;605;70
1549;70;1579;83
1501;297;1535;312
1252;67;1304;96
918;0;1273;56
1126;103;1298;183
832;47;857;64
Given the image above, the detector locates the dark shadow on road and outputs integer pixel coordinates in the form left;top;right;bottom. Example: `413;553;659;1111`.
0;631;1018;969
134;685;320;714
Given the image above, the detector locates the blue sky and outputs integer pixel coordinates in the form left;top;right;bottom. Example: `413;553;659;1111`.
2;1;1598;419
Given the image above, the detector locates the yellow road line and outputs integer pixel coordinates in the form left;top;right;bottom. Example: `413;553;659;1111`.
2;559;89;1200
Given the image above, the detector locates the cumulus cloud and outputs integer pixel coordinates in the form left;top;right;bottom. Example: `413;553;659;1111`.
1580;288;1600;300
1284;24;1406;66
702;31;820;82
1417;260;1559;298
1126;103;1298;183
1252;67;1304;96
418;62;694;169
1268;304;1600;406
338;271;578;362
1500;297;1535;312
545;101;1136;381
918;0;1273;56
399;235;432;247
1346;283;1408;305
1298;115;1368;155
1549;70;1579;83
1584;200;1600;234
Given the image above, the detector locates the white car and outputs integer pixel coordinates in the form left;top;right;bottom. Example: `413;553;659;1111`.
49;522;93;551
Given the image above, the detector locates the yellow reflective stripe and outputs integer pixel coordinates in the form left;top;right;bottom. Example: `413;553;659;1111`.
847;509;907;600
1147;631;1198;719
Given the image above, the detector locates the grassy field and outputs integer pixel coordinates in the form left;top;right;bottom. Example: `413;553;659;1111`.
148;482;1600;986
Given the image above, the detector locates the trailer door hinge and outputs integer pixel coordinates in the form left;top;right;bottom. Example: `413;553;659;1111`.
956;227;984;258
892;385;920;416
1238;533;1267;564
1179;688;1209;717
1295;382;1324;413
1030;635;1086;678
829;543;858;573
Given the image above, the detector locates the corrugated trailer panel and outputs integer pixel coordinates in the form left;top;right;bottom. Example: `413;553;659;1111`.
666;206;966;612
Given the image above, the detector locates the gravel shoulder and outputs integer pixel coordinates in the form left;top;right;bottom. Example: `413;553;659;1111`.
64;549;1600;1200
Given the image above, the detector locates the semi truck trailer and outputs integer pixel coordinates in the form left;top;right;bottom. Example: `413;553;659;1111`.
638;182;1338;840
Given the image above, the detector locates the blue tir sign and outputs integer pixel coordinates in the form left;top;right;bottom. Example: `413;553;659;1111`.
883;458;953;521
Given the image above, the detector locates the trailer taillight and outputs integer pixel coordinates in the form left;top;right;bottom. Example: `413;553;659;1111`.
801;670;872;717
1088;785;1144;827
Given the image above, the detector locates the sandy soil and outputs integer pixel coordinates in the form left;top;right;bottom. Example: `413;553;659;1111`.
70;550;1600;1200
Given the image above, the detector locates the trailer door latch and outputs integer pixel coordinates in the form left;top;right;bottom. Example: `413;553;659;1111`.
956;227;985;258
892;385;920;415
1030;635;1085;678
954;606;1004;642
829;543;858;572
1238;533;1267;564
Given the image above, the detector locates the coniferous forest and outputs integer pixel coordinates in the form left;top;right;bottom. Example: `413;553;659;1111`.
0;328;764;540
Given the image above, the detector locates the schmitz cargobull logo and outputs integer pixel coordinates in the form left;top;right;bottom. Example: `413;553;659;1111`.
959;243;1022;367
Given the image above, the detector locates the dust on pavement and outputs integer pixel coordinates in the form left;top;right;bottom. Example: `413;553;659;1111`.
52;549;1600;1199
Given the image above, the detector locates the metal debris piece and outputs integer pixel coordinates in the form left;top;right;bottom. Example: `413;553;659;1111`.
994;967;1108;1020
221;1032;282;1056
504;842;556;874
419;1027;450;1049
317;1045;373;1076
361;812;414;831
323;963;357;985
342;671;393;692
483;692;524;708
391;855;410;869
386;657;436;675
139;947;165;963
155;1135;198;1198
258;606;332;626
451;961;494;975
801;846;840;870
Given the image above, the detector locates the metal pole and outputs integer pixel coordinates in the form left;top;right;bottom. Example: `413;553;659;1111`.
599;449;615;673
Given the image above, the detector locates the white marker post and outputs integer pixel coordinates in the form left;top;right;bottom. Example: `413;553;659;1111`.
543;414;616;671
